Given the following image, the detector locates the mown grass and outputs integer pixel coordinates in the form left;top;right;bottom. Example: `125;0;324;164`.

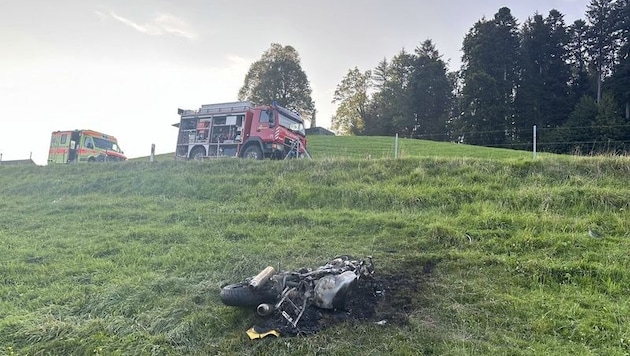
1;142;630;355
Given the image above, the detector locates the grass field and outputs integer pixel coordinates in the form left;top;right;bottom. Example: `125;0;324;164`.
140;135;547;162
307;135;547;160
1;137;629;355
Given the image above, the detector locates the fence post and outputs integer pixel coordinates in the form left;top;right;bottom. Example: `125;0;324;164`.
395;134;399;159
150;144;155;162
533;125;537;159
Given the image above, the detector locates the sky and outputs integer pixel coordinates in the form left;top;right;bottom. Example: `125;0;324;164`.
1;0;590;165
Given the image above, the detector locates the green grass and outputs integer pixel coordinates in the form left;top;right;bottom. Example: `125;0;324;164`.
1;137;630;355
133;136;550;162
307;135;549;160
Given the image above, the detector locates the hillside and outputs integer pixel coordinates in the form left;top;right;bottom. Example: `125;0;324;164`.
306;135;545;160
140;135;547;162
1;150;629;354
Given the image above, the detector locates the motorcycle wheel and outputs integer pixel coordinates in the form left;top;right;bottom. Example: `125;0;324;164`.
220;283;273;307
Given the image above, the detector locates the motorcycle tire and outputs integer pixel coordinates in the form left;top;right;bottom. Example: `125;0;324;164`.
220;283;274;307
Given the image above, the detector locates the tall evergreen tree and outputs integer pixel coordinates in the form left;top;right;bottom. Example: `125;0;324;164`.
560;93;626;153
459;7;520;146
368;49;415;136
385;49;416;136
372;58;389;90
409;40;454;141
593;93;624;150
515;10;571;150
608;0;630;119
560;95;599;153
567;19;596;103
362;58;393;135
585;0;622;103
515;14;548;140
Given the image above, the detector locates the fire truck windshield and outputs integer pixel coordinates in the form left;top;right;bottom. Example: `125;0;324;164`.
278;112;305;136
93;137;122;153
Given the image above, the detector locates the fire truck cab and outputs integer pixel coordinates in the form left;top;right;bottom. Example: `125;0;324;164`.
174;101;308;160
48;130;127;164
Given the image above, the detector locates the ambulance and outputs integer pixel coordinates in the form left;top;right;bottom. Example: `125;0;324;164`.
48;130;126;164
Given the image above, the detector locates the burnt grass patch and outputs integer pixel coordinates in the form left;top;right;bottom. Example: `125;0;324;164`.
250;258;436;337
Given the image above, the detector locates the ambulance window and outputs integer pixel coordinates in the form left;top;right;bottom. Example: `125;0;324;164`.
85;137;94;149
60;134;67;145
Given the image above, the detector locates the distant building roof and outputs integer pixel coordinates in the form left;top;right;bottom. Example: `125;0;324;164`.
0;159;36;166
306;127;335;136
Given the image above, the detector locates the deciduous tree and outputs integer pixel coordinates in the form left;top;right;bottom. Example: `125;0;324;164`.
238;43;315;120
331;67;372;135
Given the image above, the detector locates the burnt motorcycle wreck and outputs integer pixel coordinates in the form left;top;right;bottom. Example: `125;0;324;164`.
220;256;376;338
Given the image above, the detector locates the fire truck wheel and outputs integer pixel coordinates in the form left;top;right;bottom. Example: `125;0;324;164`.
189;146;206;160
242;145;263;160
220;283;270;306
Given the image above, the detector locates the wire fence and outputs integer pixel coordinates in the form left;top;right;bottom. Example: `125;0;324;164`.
407;124;630;153
307;123;630;160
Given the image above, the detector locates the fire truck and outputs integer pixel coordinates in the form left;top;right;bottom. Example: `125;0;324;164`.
48;130;127;164
174;101;308;160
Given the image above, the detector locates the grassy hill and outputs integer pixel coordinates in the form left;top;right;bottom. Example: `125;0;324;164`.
307;135;547;160
1;138;629;355
140;135;548;162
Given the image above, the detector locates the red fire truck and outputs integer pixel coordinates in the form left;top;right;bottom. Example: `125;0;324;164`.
174;101;308;160
48;130;127;164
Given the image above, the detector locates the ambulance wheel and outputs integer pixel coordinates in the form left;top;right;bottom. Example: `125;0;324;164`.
88;157;96;162
189;146;206;160
242;145;263;160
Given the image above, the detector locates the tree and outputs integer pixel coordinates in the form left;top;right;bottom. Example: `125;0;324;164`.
567;19;596;103
458;71;504;145
361;58;394;135
238;43;315;120
459;7;520;146
593;93;624;149
608;0;630;119
560;95;599;153
372;58;389;90
585;0;622;103
383;49;416;136
365;49;416;136
560;93;626;153
515;14;549;139
515;10;572;148
331;67;372;135
409;40;454;141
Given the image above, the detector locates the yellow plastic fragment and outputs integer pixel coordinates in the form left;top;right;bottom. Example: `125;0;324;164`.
246;327;280;340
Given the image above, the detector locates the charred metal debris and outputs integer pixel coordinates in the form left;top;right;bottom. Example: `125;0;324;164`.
220;256;421;338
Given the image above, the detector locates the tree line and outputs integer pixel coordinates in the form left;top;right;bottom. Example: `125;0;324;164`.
238;0;629;154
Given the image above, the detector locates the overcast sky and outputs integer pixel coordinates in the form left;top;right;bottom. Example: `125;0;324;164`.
1;0;590;164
